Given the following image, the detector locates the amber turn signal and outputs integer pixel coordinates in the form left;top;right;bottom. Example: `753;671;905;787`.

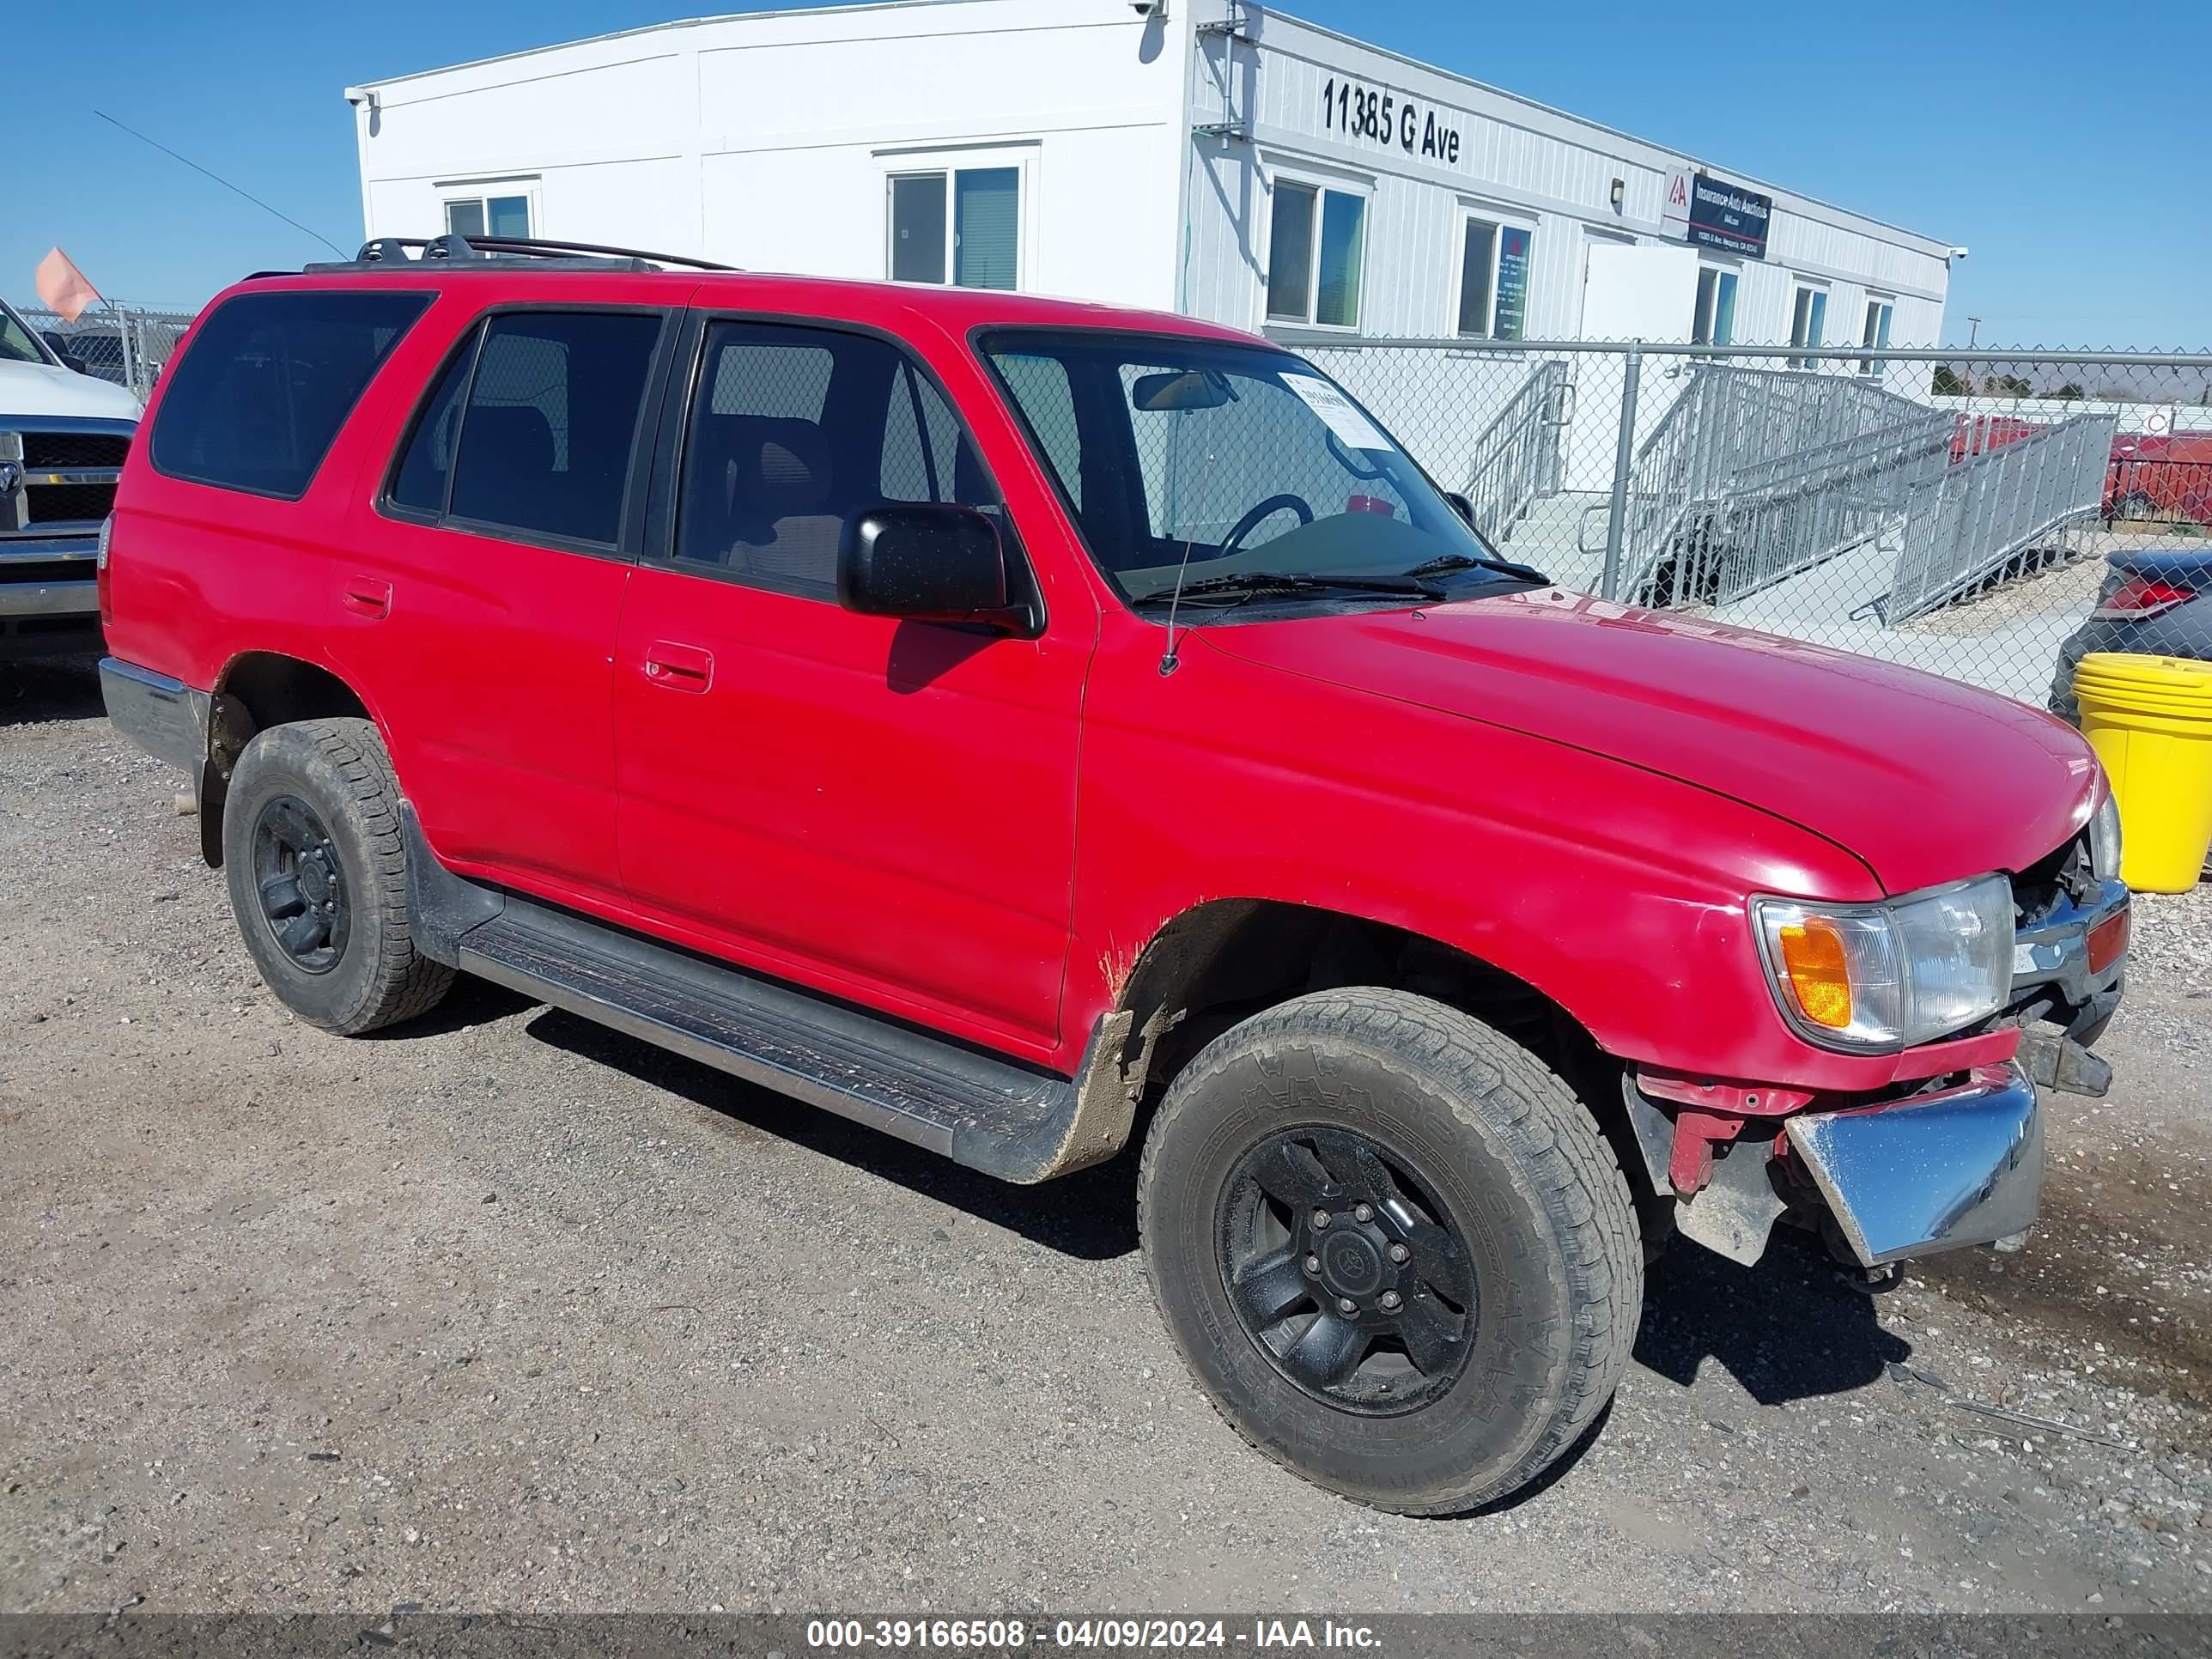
1778;918;1853;1029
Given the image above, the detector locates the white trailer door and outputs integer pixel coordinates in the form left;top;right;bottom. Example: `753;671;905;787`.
1565;240;1699;492
1582;241;1698;340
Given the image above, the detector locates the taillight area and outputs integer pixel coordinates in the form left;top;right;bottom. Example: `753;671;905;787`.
97;514;114;626
2093;574;2196;619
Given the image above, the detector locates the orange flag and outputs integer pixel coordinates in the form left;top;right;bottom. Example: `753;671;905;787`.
34;247;102;323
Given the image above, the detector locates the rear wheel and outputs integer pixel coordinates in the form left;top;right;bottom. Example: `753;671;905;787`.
222;719;453;1035
1138;988;1641;1515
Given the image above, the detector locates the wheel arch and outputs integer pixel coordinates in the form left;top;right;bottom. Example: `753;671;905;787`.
1099;897;1638;1185
196;651;376;867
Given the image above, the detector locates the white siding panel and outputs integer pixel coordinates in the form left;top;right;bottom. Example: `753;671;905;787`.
349;0;1952;345
367;54;690;181
355;0;1188;304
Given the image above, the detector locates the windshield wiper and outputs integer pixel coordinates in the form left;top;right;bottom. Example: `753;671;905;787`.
1136;570;1444;606
1401;551;1551;585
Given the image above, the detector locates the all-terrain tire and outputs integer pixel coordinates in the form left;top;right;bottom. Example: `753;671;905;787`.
1138;987;1642;1516
222;718;453;1036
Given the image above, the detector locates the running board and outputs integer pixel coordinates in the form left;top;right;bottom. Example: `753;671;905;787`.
410;833;1136;1184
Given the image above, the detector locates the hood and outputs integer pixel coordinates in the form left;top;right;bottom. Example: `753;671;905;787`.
1197;587;2099;896
0;357;143;420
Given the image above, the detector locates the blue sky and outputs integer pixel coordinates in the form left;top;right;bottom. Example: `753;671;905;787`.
3;0;2203;346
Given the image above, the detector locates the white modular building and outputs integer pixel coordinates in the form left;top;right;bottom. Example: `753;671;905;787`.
345;0;1956;353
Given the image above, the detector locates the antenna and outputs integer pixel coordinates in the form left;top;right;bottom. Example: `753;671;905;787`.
93;110;349;259
1157;450;1222;678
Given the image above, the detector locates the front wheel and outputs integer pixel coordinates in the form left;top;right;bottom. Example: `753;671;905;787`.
1138;988;1641;1515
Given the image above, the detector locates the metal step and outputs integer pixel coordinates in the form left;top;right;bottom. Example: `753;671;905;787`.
454;896;1083;1182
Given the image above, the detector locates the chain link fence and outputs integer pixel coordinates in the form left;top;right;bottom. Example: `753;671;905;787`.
12;302;197;403
1279;334;2212;713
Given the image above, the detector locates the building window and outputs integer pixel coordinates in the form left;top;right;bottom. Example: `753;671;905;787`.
445;194;532;241
1267;180;1365;329
887;167;1020;290
1789;284;1828;369
1455;216;1533;341
1692;266;1738;348
1858;297;1894;379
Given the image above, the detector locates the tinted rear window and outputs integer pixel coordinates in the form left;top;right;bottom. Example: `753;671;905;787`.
151;290;431;499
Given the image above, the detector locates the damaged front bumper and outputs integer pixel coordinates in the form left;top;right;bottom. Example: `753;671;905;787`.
1783;1062;2041;1268
1625;1060;2048;1271
1632;858;2122;1273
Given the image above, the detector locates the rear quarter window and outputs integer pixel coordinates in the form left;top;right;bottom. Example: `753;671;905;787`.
150;289;432;500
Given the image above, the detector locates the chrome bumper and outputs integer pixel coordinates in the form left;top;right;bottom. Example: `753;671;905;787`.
100;657;210;775
0;578;97;617
2014;875;2130;1011
1784;1062;2042;1267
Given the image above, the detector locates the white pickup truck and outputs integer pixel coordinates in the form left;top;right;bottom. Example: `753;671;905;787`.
1;296;142;659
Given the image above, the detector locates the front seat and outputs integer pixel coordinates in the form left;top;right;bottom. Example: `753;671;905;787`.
719;417;844;592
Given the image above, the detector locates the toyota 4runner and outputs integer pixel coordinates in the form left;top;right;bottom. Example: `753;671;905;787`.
100;236;2131;1515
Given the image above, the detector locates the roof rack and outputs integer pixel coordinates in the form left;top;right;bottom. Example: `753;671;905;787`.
299;234;737;276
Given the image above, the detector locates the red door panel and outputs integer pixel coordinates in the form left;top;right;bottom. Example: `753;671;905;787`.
326;515;629;903
613;569;1084;1056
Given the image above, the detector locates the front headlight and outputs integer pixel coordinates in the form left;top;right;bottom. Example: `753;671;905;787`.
2087;789;2123;883
1752;873;2014;1052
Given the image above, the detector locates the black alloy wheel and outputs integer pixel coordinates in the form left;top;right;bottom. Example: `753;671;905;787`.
221;719;453;1034
249;793;352;975
1218;1126;1474;1414
1138;988;1643;1514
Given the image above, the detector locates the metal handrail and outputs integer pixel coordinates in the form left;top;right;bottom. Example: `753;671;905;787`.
1888;412;2118;621
1613;363;1946;603
1460;359;1568;544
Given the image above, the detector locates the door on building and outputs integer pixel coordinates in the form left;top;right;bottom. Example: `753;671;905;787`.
1565;239;1700;493
610;315;1087;1060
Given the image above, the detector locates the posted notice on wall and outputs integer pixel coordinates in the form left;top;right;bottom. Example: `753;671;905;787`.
1282;374;1395;452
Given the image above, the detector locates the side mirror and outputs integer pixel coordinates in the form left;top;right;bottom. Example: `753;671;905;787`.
838;504;1030;631
1444;492;1476;527
41;334;90;375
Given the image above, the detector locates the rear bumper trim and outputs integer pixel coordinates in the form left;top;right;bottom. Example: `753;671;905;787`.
100;657;210;775
1785;1062;2042;1267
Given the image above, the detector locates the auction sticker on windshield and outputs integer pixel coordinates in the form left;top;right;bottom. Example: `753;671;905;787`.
1281;374;1394;452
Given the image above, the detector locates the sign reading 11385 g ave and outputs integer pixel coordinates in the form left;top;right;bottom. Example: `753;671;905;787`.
1322;77;1464;167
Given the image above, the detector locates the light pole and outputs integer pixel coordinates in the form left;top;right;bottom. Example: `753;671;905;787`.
1966;316;1982;349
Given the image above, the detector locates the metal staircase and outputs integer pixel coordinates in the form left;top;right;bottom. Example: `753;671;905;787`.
1610;364;1953;606
1458;358;1571;547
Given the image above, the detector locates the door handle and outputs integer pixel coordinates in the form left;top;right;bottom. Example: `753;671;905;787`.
642;641;714;692
341;576;392;619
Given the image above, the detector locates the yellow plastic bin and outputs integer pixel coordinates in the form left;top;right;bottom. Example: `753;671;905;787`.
2072;652;2212;893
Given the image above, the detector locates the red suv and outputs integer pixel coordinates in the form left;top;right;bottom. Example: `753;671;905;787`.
100;237;2130;1515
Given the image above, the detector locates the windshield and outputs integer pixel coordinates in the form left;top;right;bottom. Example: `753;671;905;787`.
0;301;56;368
981;330;1534;606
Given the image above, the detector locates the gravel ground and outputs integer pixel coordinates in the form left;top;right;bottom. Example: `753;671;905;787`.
4;657;2212;1616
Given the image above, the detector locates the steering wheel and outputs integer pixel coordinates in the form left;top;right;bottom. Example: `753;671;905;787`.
1219;493;1315;556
